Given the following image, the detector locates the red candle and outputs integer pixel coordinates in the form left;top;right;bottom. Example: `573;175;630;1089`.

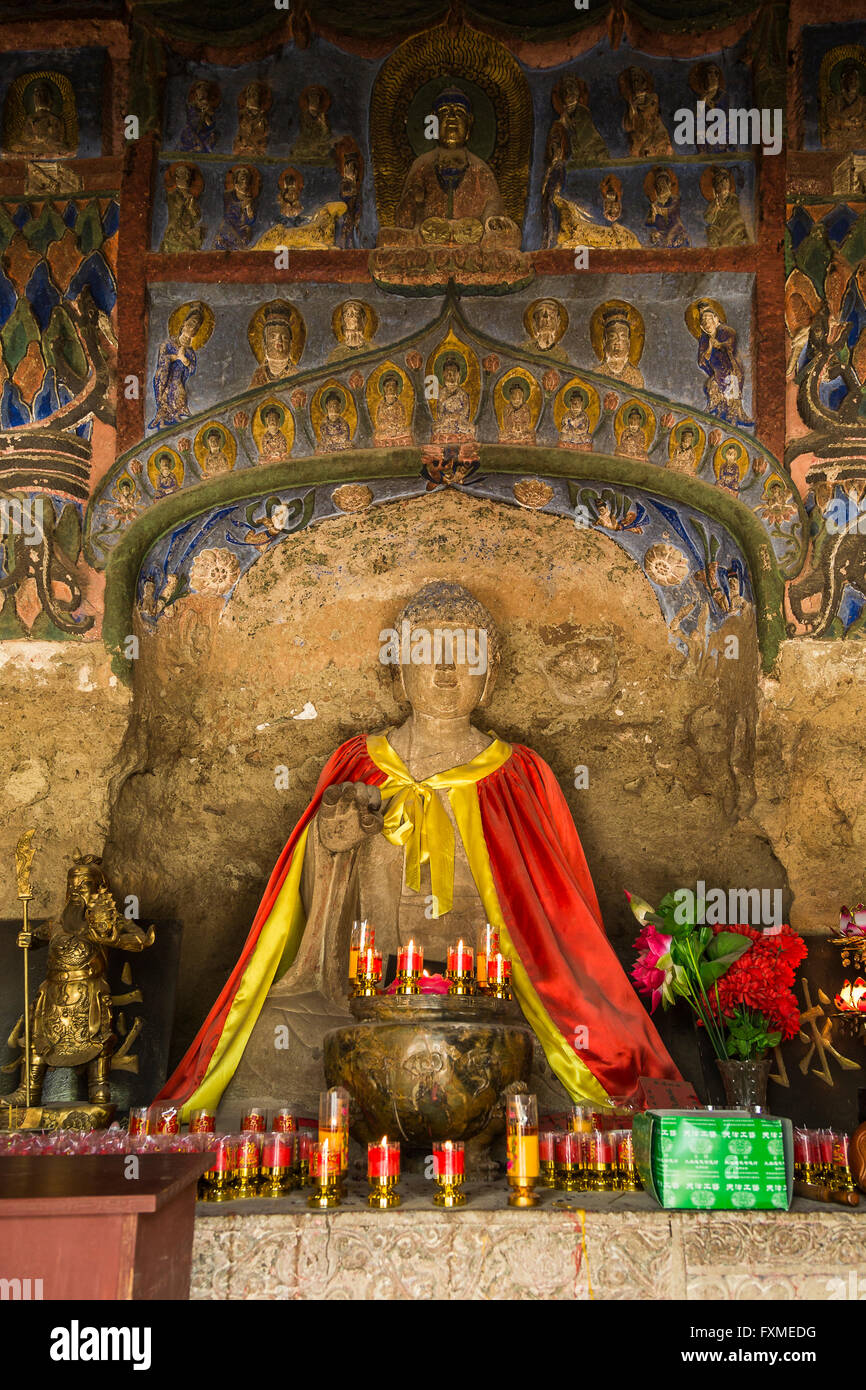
433;1140;465;1178
272;1109;296;1134
489;953;511;984
204;1136;235;1175
447;940;474;973
397;939;423;974
190;1109;216;1134
588;1129;615;1165
616;1131;635;1167
261;1132;294;1171
818;1128;834;1164
154;1107;179;1135
556;1132;580;1166
241;1107;266;1133
367;1137;400;1179
831;1132;850;1169
298;1132;315;1164
236;1134;260;1172
539;1130;557;1162
128;1107;148;1137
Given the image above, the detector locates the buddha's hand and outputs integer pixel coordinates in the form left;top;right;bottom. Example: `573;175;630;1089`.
318;782;384;853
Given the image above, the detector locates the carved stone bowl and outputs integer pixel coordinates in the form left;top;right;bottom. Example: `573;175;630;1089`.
323;994;534;1150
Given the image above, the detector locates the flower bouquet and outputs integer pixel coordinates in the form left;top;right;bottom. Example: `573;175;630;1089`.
627;890;806;1064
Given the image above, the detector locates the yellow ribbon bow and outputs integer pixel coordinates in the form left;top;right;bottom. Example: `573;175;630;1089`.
366;733;511;918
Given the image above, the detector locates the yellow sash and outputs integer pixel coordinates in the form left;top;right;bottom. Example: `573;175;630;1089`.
365;733;511;918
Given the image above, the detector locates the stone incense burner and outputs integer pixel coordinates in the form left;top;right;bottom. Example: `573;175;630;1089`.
323;994;534;1152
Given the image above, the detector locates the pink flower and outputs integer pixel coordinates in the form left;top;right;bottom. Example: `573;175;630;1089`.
129;458;142;475
291;388;307;409
660;412;675;429
405;351;423;372
631;922;673;1014
542;369;559;393
483;353;500;373
178;437;191;452
348;370;364;392
753;456;767;475
603;391;619;412
233;411;249;430
708;428;723;447
839;904;866;937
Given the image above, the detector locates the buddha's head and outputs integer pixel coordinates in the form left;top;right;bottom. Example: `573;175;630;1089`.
205;429;223;453
382;373;400;402
263;305;292;363
394;581;500;717
532;299;562;349
679;426;695;448
602;309;631;364
712;168;732;203
442;357;462;390
325;391;343;420
698;302;720;335
841;61;861;105
433;87;473;150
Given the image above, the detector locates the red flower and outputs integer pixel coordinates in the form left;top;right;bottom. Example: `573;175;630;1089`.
233;411;249;430
178;438;191;452
405;351;423;372
603;391;619;412
706;924;806;1041
660;412;675;429
542;369;559;393
291;388;307;409
708;428;723;447
348;370;364;392
483;354;500;374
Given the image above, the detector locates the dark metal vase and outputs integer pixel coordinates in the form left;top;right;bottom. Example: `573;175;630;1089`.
323;994;534;1151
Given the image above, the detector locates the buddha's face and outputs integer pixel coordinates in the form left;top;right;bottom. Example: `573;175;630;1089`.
509;384;525;407
246;85;264;113
605;322;630;358
343;303;365;335
655;175;671;202
158;457;172;476
437;102;471;149
265;324;290;359
725;446;738;466
704;66;721;101
628;411;641;428
178;319;197;346
400;625;489;718
569;394;585;415
326;397;341;419
383;379;398;402
700;310;719;335
192;83;212;114
206;433;221;452
714;172;731;202
561;77;581;113
842;67;860;103
32;82;54;114
176;164;193;191
235;168;253;196
680;429;695;448
533;302;560;343
443;363;460;388
307;89;322;116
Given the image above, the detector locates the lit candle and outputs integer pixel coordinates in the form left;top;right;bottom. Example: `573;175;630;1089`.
477;924;499;987
433;1140;465;1179
308;1138;342;1208
367;1136;400;1179
446;940;474;973
397;939;423;974
349;920;375;981
318;1087;350;1175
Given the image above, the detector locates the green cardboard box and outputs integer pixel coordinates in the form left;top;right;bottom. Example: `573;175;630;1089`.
632;1110;793;1211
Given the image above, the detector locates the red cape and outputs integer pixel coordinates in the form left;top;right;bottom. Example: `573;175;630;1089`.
157;735;678;1106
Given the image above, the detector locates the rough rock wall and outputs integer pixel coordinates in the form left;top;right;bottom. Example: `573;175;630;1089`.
0;644;130;918
102;492;786;1065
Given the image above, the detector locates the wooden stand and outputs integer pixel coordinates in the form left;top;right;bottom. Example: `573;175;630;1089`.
0;1154;209;1300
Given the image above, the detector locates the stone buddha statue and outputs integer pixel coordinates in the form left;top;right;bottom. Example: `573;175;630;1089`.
156;582;679;1117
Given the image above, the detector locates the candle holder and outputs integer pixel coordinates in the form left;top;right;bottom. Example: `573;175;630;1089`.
586;1128;616;1191
259;1132;295;1195
350;923;377;995
153;1105;180;1135
234;1132;261;1198
297;1131;314;1187
395;940;423;995
308;1139;342;1208
487;953;512;1001
319;1087;350;1186
128;1106;149;1138
241;1106;267;1134
794;1127;818;1185
432;1140;466;1206
554;1131;581;1191
539;1130;557;1187
199;1134;236;1202
506;1093;540;1207
354;947;383;997
614;1129;641;1192
831;1131;856;1192
189;1108;216;1135
367;1137;401;1208
476;924;500;993
446;941;475;996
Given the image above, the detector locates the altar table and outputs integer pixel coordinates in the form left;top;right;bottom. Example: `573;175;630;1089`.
191;1180;866;1301
0;1154;209;1300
